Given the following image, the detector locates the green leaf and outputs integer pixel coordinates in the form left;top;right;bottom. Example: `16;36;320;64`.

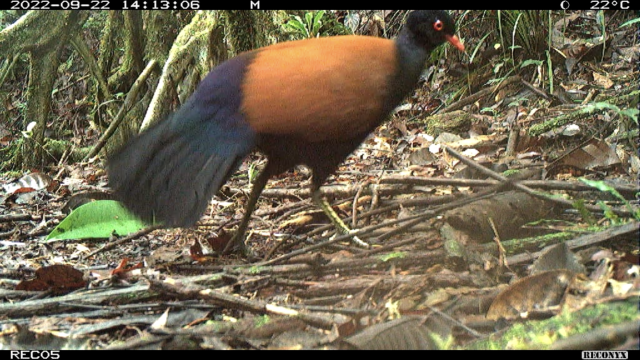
580;102;638;123
520;59;543;68
579;178;640;220
311;10;325;36
597;201;620;224
46;200;150;242
254;315;271;327
284;16;308;36
579;178;626;201
620;109;639;124
379;252;406;262
305;11;313;26
468;32;491;64
619;17;640;28
546;50;554;94
572;199;597;225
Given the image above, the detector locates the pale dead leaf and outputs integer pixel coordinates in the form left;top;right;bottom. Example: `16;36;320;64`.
592;72;613;89
151;308;170;329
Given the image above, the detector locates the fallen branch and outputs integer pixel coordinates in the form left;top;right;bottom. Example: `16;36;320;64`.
380;176;638;199
505;221;639;266
444;146;637;217
437;75;522;114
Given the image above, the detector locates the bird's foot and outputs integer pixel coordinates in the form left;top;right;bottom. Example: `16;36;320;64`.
314;192;370;248
222;233;255;258
332;227;371;249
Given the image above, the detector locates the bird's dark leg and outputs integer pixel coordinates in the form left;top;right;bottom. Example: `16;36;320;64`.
310;177;370;248
223;161;272;254
311;190;350;233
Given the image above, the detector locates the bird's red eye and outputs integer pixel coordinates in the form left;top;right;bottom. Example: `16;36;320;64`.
433;20;443;31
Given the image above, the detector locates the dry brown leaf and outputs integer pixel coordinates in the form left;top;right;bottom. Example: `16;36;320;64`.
486;270;576;320
16;264;86;294
341;316;437;350
530;243;586;275
546;138;623;178
592;72;614;89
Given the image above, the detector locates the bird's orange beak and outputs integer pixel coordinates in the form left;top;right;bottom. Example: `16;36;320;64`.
445;34;465;51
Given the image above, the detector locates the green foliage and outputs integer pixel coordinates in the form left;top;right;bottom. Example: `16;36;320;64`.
0;10;22;28
545;50;554;94
254;315;271;327
520;59;543;68
579;178;640;220
581;102;639;124
248;162;259;184
507;96;529;108
619;17;640;28
466;297;638;349
580;178;626;202
497;11;550;57
597;201;620;224
82;11;108;32
282;10;349;39
1;121;46;171
480;107;497;116
248;265;266;274
378;252;406;262
0;135;22;171
493;11;552;89
429;333;453;350
46;200;149;241
502;169;520;177
468;33;491;65
572;199;597;225
596;11;607;60
282;10;326;39
518;57;555;93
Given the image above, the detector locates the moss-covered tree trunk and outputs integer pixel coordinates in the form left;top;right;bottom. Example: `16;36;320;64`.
135;11;228;132
224;10;277;53
0;10;86;168
108;11;144;93
98;12;121;80
143;11;191;67
24;48;60;167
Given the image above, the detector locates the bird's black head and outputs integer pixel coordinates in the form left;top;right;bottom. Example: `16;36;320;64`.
405;10;464;51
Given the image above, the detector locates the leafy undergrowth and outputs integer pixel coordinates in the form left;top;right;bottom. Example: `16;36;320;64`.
0;10;638;350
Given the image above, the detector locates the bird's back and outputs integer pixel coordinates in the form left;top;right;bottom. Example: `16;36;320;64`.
241;36;402;142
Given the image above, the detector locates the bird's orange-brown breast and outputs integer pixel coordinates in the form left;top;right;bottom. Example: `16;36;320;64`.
240;36;398;142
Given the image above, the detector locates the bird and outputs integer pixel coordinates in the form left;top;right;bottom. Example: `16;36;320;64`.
108;10;464;253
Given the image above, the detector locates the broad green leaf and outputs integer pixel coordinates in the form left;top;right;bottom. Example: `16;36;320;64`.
312;10;325;36
46;200;149;242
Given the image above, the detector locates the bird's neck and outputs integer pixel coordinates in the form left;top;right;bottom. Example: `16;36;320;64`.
379;30;429;117
394;28;431;80
396;28;433;57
